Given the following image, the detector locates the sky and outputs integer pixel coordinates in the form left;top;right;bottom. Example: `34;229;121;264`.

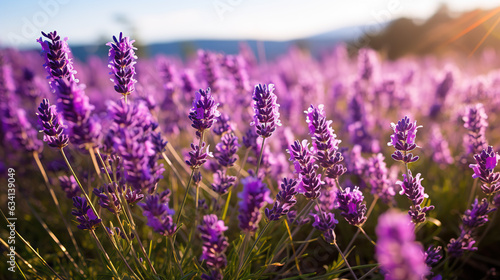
0;0;498;49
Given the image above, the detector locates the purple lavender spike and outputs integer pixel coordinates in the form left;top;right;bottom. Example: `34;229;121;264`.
397;171;434;224
107;32;137;97
376;210;429;280
266;178;299;221
469;146;500;195
72;196;101;231
337;186;367;226
189;87;220;137
36;99;69;149
305;104;343;169
388;116;422;164
463;103;488;155
138;194;177;236
251;83;281;139
198;214;228;280
58;175;80;198
238;176;272;232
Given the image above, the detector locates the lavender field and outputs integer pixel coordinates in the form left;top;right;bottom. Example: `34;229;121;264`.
1;29;500;280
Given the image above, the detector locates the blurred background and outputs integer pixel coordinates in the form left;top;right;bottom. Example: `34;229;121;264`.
1;0;500;60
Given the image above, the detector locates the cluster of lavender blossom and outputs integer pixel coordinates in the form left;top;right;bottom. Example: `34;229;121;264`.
1;29;500;279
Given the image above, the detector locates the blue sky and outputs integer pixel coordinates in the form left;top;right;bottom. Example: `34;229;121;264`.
1;0;498;48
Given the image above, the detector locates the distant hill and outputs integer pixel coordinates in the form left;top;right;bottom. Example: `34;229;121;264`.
364;5;500;59
69;25;368;61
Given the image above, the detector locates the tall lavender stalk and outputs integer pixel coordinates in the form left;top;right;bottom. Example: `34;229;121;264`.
388;116;434;224
198;215;229;280
37;31;100;148
447;198;496;257
176;87;220;226
469;146;500;195
463;103;488;155
251;83;281;176
107;32;137;101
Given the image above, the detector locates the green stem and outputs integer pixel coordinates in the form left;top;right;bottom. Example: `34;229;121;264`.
114;212;149;277
169;237;184;276
94;148;113;183
60;149;138;278
255;137;266;177
33;152;87;268
96;148;157;276
343;197;378;255
175;169;196;227
283;219;301;274
222;148;251;220
90;230;121;279
332;241;358;280
119;192;158;276
236;221;271;278
358;226;376;246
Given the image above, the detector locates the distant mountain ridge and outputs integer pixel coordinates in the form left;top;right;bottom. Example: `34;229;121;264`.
69;24;371;61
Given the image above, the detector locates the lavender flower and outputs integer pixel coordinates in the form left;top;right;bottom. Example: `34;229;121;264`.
198;214;229;280
138;193;177;236
325;163;347;180
189;88;220;137
58;175;80;198
37;31;76;83
251;83;281;138
238;176;272;232
316;180;339;212
469;146;500;195
2;106;43;153
388;116;422;163
71;197;101;231
242;126;259;149
51;79;101;147
429;125;453;167
265;178;299;221
214;132;239;167
109;100;164;193
36;99;69;149
124;187;144;204
288;140;323;199
462;198;495;229
181;69;197;94
358;48;378;81
336;186;367;226
38;31;100;148
366;153;395;204
375;210;429;280
463;103;488;155
223;54;250;93
311;212;339;244
494;192;500;207
107;32;137;96
93;183;122;214
447;198;496;257
212;113;234;136
397;171;434;224
211;170;235;195
424;245;443;269
305;104;342;169
198;50;221;93
185;142;213;169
